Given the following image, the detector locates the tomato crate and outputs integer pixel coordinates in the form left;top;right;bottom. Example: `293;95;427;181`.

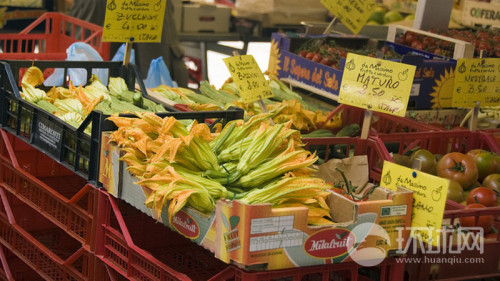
0;59;245;184
374;130;500;160
0;180;94;281
404;206;500;281
0;128;98;247
0;12;110;61
324;104;441;137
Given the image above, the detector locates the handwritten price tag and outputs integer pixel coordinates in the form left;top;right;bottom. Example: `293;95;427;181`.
338;53;416;117
320;0;376;35
223;55;274;103
103;0;166;43
381;161;449;246
452;58;500;107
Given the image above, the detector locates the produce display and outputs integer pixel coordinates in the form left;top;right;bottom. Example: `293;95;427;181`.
107;112;334;226
392;147;500;234
19;66;166;133
150;78;341;132
395;29;500;58
294;39;401;69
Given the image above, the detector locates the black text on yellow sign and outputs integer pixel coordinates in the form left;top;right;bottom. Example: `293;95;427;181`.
223;55;274;104
452;58;500;107
320;0;377;35
338;53;416;117
103;0;166;43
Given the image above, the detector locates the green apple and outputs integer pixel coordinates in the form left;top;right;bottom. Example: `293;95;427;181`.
368;6;387;25
384;11;404;24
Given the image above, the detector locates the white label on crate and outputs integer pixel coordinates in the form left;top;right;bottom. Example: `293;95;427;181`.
380;205;408;217
249;231;304;252
410;84;420;96
250;216;294;234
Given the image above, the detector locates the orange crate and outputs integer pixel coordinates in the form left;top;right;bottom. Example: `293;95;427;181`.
0;12;110;61
0;129;98;247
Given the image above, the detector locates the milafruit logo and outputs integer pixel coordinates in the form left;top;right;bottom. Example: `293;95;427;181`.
172;211;200;239
304;228;356;259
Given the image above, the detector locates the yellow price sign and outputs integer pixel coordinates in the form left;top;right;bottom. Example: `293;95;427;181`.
380;161;449;247
452;58;500;107
338;53;416;117
223;55;274;103
320;0;376;35
103;0;166;43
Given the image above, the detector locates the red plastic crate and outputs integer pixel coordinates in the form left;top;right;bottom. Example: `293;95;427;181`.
0;129;98;247
96;189;406;281
0;181;94;281
322;104;441;136
404;207;500;281
0;245;46;281
94;189;230;281
374;130;500;158
0;12;110;61
480;129;500;152
373;130;500;280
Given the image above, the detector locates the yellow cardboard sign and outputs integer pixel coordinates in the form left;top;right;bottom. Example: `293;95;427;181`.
338;53;416;117
452;58;500;107
224;55;274;103
380;161;449;246
103;0;166;43
320;0;376;35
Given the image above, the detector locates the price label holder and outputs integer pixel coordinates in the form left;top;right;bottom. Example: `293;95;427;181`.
452;58;500;131
320;0;376;35
381;161;449;247
223;54;274;113
338;53;416;139
103;0;167;66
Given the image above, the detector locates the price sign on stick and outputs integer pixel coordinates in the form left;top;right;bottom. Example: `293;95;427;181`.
452;58;500;107
320;0;376;35
338;53;416;117
224;55;274;104
103;0;166;43
381;161;449;247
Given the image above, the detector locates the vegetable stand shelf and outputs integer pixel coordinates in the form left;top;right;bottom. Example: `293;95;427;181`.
0;59;245;185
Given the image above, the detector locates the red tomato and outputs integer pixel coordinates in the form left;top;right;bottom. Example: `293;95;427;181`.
436;152;478;189
405;31;417;44
459;203;493;233
305;52;315;60
298;50;308;57
467;187;498;207
312;53;323;63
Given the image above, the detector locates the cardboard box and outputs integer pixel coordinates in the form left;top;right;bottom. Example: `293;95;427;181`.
235;0;328;27
100;132;413;271
99;132;218;251
216;187;413;270
182;4;231;33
